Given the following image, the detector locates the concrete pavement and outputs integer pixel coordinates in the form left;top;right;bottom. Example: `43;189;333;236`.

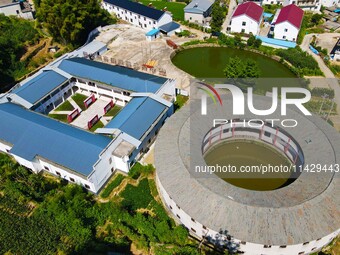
222;0;237;34
301;33;340;129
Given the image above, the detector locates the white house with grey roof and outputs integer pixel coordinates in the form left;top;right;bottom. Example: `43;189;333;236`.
102;0;180;35
184;0;215;26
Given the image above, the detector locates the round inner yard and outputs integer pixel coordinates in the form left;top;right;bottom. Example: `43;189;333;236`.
204;140;293;191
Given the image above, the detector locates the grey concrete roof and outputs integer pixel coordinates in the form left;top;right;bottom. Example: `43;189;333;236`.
155;94;340;245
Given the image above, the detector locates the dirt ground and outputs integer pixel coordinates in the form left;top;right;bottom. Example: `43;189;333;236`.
95;24;206;91
314;33;340;55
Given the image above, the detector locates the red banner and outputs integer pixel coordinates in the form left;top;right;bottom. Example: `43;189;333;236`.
88;115;99;129
67;108;79;123
84;94;96;109
104;100;114;114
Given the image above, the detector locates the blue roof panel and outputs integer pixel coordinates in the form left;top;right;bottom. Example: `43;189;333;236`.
0;103;111;176
12;71;68;104
256;36;296;48
59;58;167;93
146;28;159;36
159;22;180;33
106;97;167;140
103;0;165;20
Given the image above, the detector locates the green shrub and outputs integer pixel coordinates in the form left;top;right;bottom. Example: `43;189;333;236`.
121;179;154;211
100;174;125;198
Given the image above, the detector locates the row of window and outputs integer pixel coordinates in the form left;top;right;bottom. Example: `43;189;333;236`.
43;165;91;189
107;4;156;24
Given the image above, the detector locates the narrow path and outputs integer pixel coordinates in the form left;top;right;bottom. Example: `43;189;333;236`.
301;33;340;129
222;0;237;34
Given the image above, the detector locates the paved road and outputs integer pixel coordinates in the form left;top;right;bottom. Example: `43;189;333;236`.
301;33;340;129
222;0;237;34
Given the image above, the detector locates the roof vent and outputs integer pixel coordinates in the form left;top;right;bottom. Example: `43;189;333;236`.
194;2;198;7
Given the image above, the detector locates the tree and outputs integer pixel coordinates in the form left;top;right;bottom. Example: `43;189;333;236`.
210;0;225;34
247;34;256;46
224;57;260;79
311;13;323;26
253;38;262;48
36;0;115;46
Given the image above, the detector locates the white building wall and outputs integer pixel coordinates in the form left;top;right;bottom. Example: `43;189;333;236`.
38;158;95;191
102;3;167;30
274;21;299;41
321;0;340;6
156;173;340;255
230;15;261;35
0;141;11;154
284;0;321;11
0;4;34;19
185;12;205;24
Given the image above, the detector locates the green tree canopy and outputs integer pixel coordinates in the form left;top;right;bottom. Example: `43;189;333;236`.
223;56;260;79
36;0;115;46
210;0;225;34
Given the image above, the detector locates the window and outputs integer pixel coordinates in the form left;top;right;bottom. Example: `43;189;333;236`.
264;245;271;248
16;10;19;14
5;149;9;153
144;17;146;21
240;241;246;245
316;238;321;241
203;225;207;230
44;166;50;171
241;29;245;33
190;228;196;233
191;218;196;222
84;184;90;189
111;167;114;173
176;204;180;209
176;214;181;219
190;17;192;20
56;171;61;176
149;21;151;25
144;24;147;28
284;28;288;32
242;21;246;26
109;158;112;164
280;245;287;248
125;10;127;13
303;242;309;245
130;18;133;22
70;177;75;182
298;252;304;255
283;35;286;39
153;21;156;24
169;205;173;209
312;247;317;251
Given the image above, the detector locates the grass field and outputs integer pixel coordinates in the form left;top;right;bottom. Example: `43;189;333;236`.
138;0;185;21
54;100;74;111
104;105;122;117
71;93;88;111
48;114;68;123
90;120;104;132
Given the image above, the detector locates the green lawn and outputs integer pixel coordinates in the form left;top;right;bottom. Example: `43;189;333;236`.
71;93;88;111
138;0;185;21
104;105;122;117
54;100;74;111
48;114;68;123
174;94;189;111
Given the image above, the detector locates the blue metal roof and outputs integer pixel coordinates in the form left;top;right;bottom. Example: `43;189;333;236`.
263;12;273;18
59;58;167;93
256;36;296;48
146;28;159;36
0;103;111;176
159;22;180;33
12;71;68;104
103;0;165;20
105;97;167;140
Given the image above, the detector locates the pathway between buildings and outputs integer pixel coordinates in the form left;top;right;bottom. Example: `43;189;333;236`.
222;0;237;34
301;33;340;129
